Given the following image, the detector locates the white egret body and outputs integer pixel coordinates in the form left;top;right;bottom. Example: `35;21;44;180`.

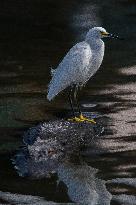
47;27;121;122
47;27;106;101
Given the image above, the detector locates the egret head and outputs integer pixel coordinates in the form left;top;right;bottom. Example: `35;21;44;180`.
86;27;122;41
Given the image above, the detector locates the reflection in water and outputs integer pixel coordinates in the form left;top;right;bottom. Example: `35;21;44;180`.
58;163;112;204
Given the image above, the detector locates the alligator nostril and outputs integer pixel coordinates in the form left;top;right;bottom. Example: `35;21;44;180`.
48;149;56;155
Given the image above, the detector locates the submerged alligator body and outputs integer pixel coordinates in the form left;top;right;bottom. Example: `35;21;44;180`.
12;119;103;178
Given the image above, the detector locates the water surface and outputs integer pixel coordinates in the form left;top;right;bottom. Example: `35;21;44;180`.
0;0;136;204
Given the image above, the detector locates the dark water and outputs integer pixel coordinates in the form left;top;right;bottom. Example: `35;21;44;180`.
0;0;136;204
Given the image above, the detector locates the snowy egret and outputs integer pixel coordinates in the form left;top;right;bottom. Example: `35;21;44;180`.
47;27;121;123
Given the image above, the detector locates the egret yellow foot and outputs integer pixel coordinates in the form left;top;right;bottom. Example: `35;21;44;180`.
68;114;96;124
68;116;84;122
79;114;96;124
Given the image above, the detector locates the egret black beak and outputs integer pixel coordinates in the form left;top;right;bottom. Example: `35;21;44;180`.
108;33;124;40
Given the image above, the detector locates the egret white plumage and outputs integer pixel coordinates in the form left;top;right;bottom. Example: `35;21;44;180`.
47;27;121;123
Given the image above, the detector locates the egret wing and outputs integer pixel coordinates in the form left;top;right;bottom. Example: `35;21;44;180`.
47;41;92;100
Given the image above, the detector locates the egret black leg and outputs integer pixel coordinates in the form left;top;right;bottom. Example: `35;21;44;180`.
68;87;76;117
73;85;82;116
68;86;96;123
